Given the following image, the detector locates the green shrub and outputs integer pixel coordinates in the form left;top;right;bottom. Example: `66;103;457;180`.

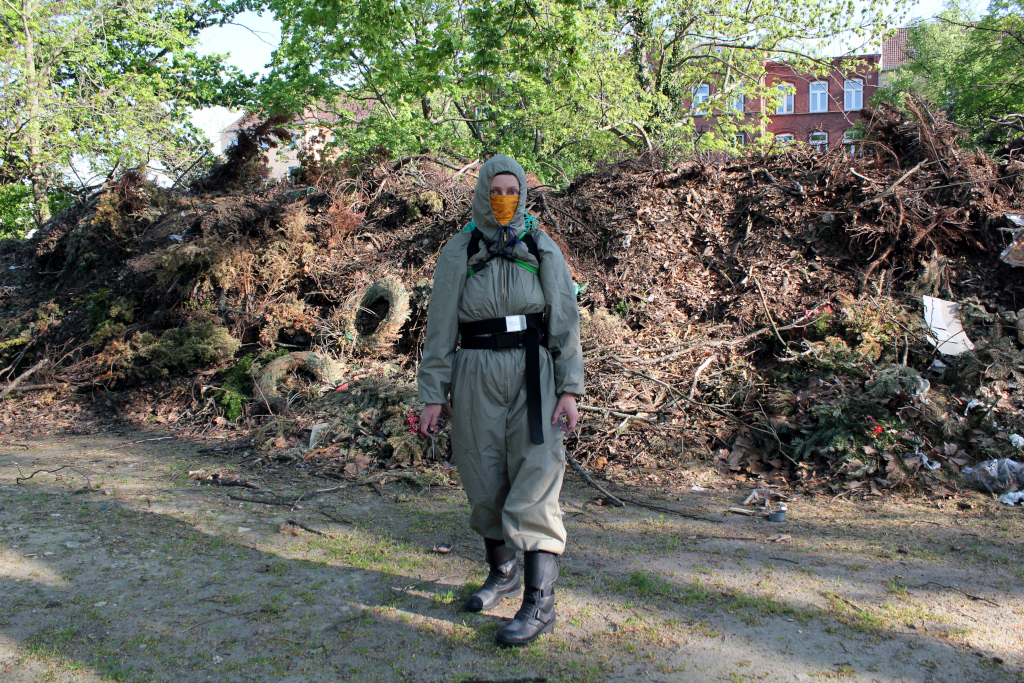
214;354;255;421
78;289;136;344
211;349;289;421
112;322;241;380
785;397;885;463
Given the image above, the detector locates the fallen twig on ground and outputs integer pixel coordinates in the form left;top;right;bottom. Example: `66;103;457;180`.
564;445;721;522
915;582;1000;607
317;508;357;525
226;492;288;506
564;447;625;506
286;519;327;536
0;359;49;399
15;465;68;484
578;405;656;422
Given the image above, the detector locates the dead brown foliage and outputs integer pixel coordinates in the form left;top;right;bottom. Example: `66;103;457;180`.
3;103;1024;497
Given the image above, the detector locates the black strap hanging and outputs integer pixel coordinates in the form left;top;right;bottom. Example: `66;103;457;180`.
523;326;544;445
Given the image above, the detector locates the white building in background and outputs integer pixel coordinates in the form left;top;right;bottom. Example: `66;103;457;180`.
218;100;372;181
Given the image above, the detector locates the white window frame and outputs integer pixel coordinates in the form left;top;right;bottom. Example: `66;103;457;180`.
775;133;795;144
844;78;864;111
809;131;828;151
809;81;829;113
843;130;861;154
732;91;745;114
776;83;794;115
734;132;746;146
692;83;710;115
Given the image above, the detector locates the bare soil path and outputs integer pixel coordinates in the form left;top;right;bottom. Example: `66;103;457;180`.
0;433;1021;682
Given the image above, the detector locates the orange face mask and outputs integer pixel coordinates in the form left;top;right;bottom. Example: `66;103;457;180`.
490;195;519;226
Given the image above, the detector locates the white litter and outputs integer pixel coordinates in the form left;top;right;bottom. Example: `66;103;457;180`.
690;485;708;491
308;422;332;449
999;491;1024;506
1011;434;1024;449
923;296;974;356
913;378;931;399
920;453;941;471
964;398;983;416
999;213;1024;266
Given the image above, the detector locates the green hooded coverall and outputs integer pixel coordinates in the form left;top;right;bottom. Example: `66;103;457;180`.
417;155;584;555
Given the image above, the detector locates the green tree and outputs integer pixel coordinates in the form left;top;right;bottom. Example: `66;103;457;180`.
251;0;901;182
878;0;1024;147
0;182;72;238
0;0;248;227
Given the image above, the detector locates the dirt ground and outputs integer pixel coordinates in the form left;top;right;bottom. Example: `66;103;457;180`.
1;431;1021;683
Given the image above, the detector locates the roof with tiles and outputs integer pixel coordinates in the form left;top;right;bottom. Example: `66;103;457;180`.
881;28;911;71
223;99;374;133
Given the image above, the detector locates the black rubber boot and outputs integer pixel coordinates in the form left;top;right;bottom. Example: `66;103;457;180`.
464;538;521;612
495;550;558;646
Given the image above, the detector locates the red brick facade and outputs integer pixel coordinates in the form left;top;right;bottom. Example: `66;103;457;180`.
693;54;881;150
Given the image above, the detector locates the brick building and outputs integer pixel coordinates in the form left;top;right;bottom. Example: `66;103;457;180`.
880;28;912;85
762;55;881;150
692;54;882;150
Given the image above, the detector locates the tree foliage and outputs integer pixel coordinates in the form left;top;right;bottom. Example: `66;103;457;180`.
250;0;899;181
878;0;1024;149
0;0;248;225
0;183;72;238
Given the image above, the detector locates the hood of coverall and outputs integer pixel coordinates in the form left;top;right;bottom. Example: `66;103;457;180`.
471;155;528;245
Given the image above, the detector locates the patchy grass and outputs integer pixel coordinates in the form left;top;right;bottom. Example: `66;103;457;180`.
1;436;1019;683
609;571;710;605
824;593;887;634
723;591;821;626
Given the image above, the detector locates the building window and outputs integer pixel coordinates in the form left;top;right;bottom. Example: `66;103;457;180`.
809;131;828;151
732;91;745;114
843;130;861;154
775;133;795;144
692;84;710;115
809;81;829;113
844;79;864;111
776;84;794;114
734;133;746;146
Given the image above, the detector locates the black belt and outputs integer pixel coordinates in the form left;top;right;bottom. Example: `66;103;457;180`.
459;314;547;446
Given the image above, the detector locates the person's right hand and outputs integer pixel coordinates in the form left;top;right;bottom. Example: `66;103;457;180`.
418;403;443;436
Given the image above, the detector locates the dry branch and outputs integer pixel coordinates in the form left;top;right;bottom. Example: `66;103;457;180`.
1;359;49;399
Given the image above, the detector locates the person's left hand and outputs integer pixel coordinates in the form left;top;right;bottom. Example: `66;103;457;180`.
551;393;579;435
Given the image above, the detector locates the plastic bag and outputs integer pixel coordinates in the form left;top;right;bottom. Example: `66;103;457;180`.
962;459;1024;495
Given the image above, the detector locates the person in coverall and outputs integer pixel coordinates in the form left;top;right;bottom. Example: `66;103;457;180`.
417;155;584;646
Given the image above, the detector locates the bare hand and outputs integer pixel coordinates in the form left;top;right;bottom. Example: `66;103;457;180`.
419;403;443;436
551;393;579;435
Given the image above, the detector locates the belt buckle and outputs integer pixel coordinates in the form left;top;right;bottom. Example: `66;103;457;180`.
505;315;526;332
494;333;519;350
